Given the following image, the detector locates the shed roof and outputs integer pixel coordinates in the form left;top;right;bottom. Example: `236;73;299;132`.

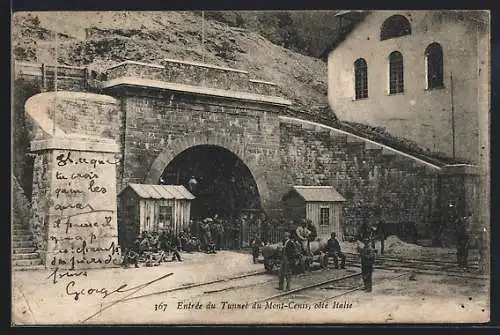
121;184;195;200
284;186;346;202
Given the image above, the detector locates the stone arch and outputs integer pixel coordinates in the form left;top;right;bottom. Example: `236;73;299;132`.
144;131;271;210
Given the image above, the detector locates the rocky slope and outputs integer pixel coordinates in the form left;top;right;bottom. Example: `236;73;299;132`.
12;11;330;111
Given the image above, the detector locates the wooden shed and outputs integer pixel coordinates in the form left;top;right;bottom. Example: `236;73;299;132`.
118;184;195;247
282;186;346;239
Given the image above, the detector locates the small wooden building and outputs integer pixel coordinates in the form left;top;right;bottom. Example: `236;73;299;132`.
118;184;195;247
282;186;346;239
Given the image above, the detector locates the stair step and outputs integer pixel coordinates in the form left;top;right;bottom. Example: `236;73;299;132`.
12;235;33;242
12;247;37;254
13;265;46;272
13;240;36;248
12;252;40;260
12;259;43;267
13;228;30;234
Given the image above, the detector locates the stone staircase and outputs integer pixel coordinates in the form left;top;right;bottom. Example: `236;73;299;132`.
12;175;45;271
12;224;44;270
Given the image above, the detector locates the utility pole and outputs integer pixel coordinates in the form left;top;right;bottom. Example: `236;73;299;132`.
52;31;58;136
201;11;205;63
450;72;456;159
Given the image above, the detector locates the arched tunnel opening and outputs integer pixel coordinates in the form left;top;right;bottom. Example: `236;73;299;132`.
159;145;262;222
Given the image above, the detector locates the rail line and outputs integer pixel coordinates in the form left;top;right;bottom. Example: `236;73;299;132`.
117;253;485;304
83;251;488;323
118;269;270;303
343;253;484;279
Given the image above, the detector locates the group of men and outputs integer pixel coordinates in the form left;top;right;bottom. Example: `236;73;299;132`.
276;220;348;292
192;215;237;252
276;216;380;293
122;229;183;268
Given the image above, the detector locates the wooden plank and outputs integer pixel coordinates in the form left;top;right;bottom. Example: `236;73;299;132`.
139;200;145;232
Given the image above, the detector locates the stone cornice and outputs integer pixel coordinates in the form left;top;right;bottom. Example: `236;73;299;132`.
31;136;119;153
102;77;292;107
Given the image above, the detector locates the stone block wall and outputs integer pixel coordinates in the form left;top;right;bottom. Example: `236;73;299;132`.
31;92;122;141
30;150;54;260
106;60;279;96
279;118;441;241
115;87;284;212
30;138;121;269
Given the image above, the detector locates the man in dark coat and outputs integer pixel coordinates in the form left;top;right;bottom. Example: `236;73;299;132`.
306;219;318;241
456;212;472;269
376;219;388;255
278;232;296;291
250;233;264;264
167;229;183;262
122;237;140;268
326;232;346;269
358;238;376;292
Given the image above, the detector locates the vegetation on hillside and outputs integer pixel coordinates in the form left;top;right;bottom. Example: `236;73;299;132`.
12;11;330;111
201;11;345;58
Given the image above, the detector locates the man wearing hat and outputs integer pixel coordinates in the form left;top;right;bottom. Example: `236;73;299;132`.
200;218;213;252
296;218;312;257
358;237;376;292
278;232;296;291
326;232;346;269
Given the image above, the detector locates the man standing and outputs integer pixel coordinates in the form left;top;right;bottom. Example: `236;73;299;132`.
306;219;318;241
375;219;388;255
250;233;264;264
456;211;472;270
200;218;213;252
278;232;295;291
358;238;376;292
167;228;183;262
296;218;312;256
326;232;346;269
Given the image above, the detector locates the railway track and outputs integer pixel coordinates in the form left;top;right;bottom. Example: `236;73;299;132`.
82;253;488;323
343;253;484;279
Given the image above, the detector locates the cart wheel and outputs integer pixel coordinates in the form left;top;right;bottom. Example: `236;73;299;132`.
264;258;272;272
298;257;307;273
319;254;328;268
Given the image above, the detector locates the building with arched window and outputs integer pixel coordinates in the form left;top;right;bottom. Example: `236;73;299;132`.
388;51;404;94
324;10;490;164
380;14;412;40
354;58;368;99
425;42;444;89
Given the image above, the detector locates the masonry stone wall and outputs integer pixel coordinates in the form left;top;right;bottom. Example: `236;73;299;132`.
29;92;122;141
114;87;284;212
106;60;278;96
279;119;441;241
30;150;54;260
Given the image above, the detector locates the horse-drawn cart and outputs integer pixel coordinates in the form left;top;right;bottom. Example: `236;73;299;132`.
261;237;330;274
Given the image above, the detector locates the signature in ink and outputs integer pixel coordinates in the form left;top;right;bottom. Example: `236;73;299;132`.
47;267;88;285
65;272;174;301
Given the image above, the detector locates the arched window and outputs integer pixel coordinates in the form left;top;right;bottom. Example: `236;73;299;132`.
389;51;404;94
380;15;412;41
354;58;368;99
425;43;444;89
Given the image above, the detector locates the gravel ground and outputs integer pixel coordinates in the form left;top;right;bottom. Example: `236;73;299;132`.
12;249;489;325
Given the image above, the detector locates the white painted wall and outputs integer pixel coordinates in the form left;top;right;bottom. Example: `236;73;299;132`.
327;11;489;163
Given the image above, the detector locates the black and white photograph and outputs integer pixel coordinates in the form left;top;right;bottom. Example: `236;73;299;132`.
11;10;491;325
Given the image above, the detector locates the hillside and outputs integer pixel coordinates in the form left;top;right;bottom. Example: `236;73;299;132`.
12;11;330;111
202;10;344;58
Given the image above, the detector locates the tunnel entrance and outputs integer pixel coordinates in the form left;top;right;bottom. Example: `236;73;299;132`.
159;145;262;222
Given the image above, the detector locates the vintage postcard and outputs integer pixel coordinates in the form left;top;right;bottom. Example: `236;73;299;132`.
11;10;491;325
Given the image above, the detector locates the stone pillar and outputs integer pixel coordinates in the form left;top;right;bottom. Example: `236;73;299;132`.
30;136;121;270
438;164;479;246
476;13;490;274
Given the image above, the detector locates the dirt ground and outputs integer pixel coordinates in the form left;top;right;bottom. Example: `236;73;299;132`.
11;249;489;325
